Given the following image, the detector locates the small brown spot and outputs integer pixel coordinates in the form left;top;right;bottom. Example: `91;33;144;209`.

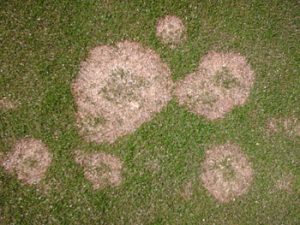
1;138;52;185
145;159;160;173
201;143;253;202
74;151;123;190
156;15;186;48
0;97;19;111
180;181;193;200
266;116;300;139
275;174;294;193
174;51;255;120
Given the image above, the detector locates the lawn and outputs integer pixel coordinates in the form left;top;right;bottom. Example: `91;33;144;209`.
0;0;299;224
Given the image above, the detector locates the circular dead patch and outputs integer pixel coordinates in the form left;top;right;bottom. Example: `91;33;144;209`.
174;51;255;120
156;15;186;48
75;151;123;190
201;143;253;202
72;41;173;143
1;138;52;185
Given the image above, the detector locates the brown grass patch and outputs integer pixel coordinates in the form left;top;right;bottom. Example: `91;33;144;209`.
156;15;186;48
0;97;19;111
74;151;123;190
266;116;300;138
72;41;173;143
174;51;255;120
201;143;253;202
1;138;52;185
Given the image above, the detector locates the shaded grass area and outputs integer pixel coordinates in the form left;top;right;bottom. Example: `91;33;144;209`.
0;0;299;224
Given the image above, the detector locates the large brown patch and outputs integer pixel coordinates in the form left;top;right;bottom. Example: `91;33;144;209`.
174;51;255;120
201;143;253;202
1;138;52;185
72;41;173;143
156;15;186;48
74;151;123;190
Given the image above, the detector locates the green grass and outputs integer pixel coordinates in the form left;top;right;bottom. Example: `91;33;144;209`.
1;0;299;224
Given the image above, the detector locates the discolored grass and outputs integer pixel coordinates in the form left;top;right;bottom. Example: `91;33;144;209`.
201;143;253;202
74;151;123;190
0;138;52;185
0;97;19;111
174;51;255;120
156;15;186;48
266;116;300;139
0;0;299;224
72;41;173;144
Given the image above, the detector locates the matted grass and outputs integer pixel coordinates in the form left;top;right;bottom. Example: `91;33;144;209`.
0;0;299;224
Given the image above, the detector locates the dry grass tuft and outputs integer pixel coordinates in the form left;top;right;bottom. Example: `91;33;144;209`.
174;51;255;120
201;143;253;203
72;41;173;143
1;138;52;185
74;151;123;190
156;15;186;48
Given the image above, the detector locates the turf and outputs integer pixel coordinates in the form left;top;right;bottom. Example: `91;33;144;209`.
0;0;299;224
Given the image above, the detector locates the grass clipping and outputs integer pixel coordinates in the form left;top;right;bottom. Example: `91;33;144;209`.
1;138;52;185
174;51;255;120
75;151;123;190
72;41;173;143
156;15;186;48
201;143;253;203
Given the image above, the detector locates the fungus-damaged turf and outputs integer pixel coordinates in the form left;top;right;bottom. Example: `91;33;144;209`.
72;41;173;143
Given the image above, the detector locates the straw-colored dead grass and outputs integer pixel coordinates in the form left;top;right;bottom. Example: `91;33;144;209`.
0;97;19;111
156;15;186;48
174;51;255;120
72;41;173;143
75;151;123;190
201;143;253;203
0;138;52;185
266;117;300;139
